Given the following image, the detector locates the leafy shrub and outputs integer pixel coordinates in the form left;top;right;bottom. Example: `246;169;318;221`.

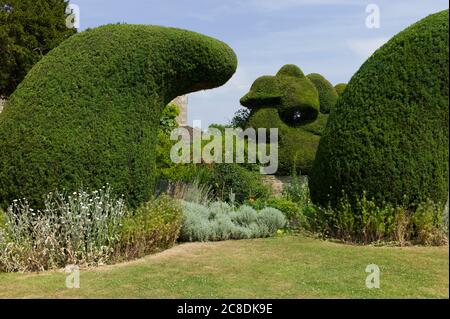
283;172;311;207
160;103;180;134
116;195;182;261
180;201;286;242
306;192;447;245
0;24;237;209
0;187;127;272
155;103;181;182
443;200;449;236
310;10;449;208
210;164;270;203
411;200;447;246
248;197;304;229
306;73;338;114
231;108;251;129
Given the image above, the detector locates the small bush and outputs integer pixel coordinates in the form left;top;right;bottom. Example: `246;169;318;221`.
116;195;182;261
411;200;447;246
180;201;286;242
248;197;304;229
306;192;447;245
211;164;270;203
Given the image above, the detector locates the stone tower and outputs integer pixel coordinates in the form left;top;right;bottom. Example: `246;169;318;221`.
170;95;188;126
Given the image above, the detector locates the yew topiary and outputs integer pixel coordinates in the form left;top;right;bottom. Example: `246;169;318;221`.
241;64;326;175
334;83;347;96
306;73;338;114
310;10;449;208
0;24;237;208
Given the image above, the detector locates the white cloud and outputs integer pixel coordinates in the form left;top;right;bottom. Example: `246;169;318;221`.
347;37;389;59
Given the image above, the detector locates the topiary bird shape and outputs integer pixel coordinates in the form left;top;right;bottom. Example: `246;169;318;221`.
240;64;330;175
0;24;237;208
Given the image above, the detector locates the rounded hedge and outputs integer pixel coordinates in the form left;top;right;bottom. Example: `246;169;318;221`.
241;65;326;175
0;24;237;208
334;83;347;96
310;10;449;208
306;73;338;114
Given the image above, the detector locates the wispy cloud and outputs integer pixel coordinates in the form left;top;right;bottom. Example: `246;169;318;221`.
347;37;389;59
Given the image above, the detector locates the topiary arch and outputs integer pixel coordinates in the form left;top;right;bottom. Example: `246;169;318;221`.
310;10;449;208
0;24;237;208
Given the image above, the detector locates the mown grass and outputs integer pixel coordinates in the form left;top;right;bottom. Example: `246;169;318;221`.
0;236;448;299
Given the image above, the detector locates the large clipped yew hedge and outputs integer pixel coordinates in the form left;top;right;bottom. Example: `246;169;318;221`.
310;10;449;208
0;24;237;208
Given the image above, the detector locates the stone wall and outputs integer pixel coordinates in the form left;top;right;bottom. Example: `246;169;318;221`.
261;176;292;197
261;175;309;197
171;95;188;126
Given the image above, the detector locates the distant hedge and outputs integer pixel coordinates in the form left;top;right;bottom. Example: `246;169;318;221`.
0;24;237;208
241;64;326;175
306;73;338;114
334;83;347;96
310;10;449;208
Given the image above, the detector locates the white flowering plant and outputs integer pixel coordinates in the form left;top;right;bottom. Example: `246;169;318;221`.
0;186;127;272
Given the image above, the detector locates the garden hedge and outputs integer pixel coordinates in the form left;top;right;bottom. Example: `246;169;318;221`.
241;64;327;175
310;10;449;208
0;24;237;208
306;73;338;114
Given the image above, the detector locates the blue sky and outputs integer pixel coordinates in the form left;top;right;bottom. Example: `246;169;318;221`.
71;0;448;127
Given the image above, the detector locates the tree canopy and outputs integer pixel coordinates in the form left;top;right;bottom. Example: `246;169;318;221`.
0;0;76;97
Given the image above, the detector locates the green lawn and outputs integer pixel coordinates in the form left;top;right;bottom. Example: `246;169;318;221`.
0;236;448;299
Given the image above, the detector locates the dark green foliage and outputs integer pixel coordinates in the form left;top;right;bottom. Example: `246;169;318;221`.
0;24;237;208
210;163;270;203
241;64;328;175
0;0;76;97
334;83;347;96
306;73;338;114
230;108;251;129
155;103;180;182
310;10;449;208
159;103;180;134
